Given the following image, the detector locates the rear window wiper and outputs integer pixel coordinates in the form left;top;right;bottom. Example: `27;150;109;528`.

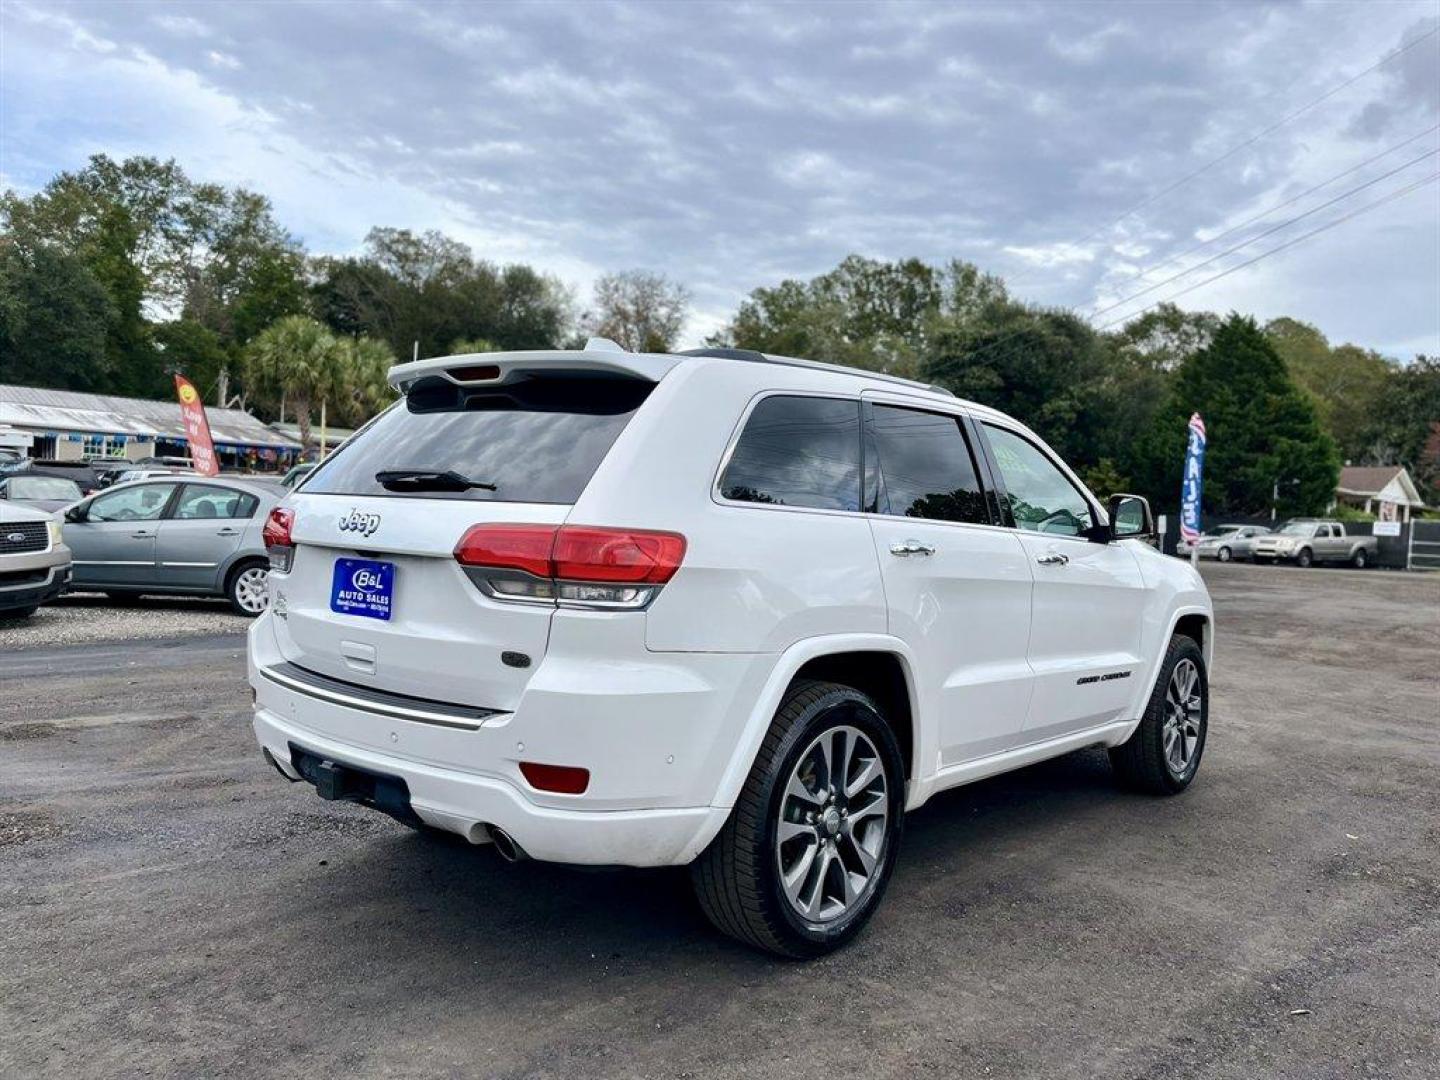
374;469;498;492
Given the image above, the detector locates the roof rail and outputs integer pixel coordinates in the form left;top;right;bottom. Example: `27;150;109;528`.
677;348;954;398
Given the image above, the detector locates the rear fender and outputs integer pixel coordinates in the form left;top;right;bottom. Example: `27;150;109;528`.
707;634;925;815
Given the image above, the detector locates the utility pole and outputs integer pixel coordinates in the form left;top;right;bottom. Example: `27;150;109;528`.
217;368;229;409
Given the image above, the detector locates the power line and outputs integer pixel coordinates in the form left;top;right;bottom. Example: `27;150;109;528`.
1090;145;1440;320
1007;23;1440;286
1095;171;1440;331
1105;123;1440;288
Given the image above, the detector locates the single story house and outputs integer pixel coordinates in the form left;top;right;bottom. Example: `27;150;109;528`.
1333;465;1426;522
0;383;302;470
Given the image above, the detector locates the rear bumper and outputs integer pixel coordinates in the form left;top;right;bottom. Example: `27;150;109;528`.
253;707;726;866
247;610;773;866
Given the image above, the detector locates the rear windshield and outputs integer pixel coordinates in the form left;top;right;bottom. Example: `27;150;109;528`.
302;373;654;503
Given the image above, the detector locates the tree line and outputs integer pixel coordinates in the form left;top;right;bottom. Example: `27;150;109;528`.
2;154;1434;513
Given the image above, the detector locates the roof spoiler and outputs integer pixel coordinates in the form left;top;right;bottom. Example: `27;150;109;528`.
387;339;679;392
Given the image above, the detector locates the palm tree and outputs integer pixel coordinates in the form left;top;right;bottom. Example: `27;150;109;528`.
332;334;398;427
243;315;336;450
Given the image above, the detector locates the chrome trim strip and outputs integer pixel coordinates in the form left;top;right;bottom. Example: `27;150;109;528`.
259;663;498;731
160;561;216;567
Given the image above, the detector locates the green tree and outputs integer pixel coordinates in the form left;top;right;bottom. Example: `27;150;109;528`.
0;243;116;390
584;270;690;352
1264;317;1392;458
1356;356;1440;503
242;315;337;448
310;229;572;359
1137;315;1339;517
450;337;502;354
330;334;397;427
152;320;232;407
924;306;1109;466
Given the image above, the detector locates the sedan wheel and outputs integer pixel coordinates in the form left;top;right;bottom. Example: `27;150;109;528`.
1216;546;1231;562
229;563;270;616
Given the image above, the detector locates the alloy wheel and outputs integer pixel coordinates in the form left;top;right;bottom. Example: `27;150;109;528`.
1162;658;1203;776
775;724;889;923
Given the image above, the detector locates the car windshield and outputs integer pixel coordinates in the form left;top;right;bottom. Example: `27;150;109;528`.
10;475;83;500
1279;522;1316;535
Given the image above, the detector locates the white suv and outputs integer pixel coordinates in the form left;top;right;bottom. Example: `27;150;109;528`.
249;341;1213;957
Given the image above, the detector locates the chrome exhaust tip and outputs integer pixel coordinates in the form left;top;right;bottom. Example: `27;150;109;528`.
488;826;528;863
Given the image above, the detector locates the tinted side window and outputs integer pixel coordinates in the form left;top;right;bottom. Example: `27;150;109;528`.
720;396;861;511
982;425;1094;537
869;405;988;524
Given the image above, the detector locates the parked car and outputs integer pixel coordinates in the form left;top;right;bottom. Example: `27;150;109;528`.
0;473;85;513
280;462;315;488
0;458;107;495
246;342;1215;957
0;501;71;619
1251;519;1378;568
112;467;186;484
1190;524;1273;562
62;477;284;614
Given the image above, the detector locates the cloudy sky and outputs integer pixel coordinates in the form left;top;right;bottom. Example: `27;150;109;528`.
2;0;1437;357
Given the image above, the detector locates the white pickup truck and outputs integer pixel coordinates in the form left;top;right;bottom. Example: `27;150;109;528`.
1251;519;1379;568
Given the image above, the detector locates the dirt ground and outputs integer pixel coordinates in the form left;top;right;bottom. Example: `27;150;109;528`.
2;562;1436;1079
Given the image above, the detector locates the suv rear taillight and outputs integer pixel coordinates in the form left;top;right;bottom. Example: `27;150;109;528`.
263;507;296;572
454;524;685;609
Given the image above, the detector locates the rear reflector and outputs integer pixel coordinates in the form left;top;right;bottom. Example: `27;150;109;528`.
519;761;590;795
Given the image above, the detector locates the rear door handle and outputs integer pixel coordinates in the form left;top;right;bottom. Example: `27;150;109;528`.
1036;552;1069;566
216;528;240;536
889;540;936;557
130;531;153;539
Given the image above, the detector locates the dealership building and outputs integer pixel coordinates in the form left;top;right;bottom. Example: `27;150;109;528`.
0;384;303;470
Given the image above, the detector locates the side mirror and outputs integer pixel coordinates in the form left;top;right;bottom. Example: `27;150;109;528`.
1106;493;1156;542
64;504;88;523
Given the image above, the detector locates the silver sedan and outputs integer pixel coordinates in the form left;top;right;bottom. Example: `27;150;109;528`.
61;477;284;614
1193;524;1273;562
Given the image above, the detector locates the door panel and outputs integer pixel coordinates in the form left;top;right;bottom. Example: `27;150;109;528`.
869;518;1034;765
976;423;1147;739
154;484;251;590
65;482;178;588
863;400;1034;767
1012;534;1147;738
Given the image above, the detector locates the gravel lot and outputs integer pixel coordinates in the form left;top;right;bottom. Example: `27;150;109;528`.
0;592;247;650
1;563;1436;1079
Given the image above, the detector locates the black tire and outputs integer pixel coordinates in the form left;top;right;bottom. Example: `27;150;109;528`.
1352;548;1368;569
1216;546;1232;562
1109;635;1209;796
1296;547;1314;568
0;604;38;620
225;559;271;616
691;679;906;959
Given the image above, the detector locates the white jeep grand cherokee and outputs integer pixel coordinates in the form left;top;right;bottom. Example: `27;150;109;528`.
249;341;1212;957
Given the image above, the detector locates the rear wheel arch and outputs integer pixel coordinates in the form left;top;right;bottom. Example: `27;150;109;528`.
790;651;916;781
